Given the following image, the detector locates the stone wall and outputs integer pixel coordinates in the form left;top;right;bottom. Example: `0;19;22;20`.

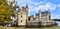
26;21;41;27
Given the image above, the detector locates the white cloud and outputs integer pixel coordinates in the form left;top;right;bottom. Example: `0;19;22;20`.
57;4;60;7
17;0;57;16
29;2;57;12
7;0;60;19
51;14;60;19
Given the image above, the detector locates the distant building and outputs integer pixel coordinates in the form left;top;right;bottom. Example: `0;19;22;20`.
11;5;57;27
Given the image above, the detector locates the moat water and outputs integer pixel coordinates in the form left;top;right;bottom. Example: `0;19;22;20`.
56;21;60;26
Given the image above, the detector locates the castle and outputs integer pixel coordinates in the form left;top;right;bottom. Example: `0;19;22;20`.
11;5;56;27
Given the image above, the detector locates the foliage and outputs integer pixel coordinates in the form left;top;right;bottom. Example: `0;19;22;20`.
0;0;14;22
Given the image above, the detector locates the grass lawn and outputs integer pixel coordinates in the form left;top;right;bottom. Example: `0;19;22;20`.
0;26;60;29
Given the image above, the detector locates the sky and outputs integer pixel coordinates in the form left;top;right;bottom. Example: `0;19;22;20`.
8;0;60;19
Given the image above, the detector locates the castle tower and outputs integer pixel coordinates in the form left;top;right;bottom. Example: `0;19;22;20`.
17;5;28;26
39;10;41;21
39;10;51;22
46;9;51;20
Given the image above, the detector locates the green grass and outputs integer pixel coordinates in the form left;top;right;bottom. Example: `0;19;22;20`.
0;26;60;29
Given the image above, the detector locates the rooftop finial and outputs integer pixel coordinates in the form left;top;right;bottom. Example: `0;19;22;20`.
26;5;28;8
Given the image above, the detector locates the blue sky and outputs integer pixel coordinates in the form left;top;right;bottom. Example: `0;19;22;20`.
8;0;60;19
17;0;60;19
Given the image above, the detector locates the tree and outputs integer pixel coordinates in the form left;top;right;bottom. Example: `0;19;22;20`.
0;0;18;22
0;0;8;22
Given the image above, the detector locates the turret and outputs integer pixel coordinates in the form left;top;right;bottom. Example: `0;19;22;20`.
26;5;28;8
47;9;51;20
38;10;41;25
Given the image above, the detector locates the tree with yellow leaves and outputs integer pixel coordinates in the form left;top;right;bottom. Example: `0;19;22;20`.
0;0;18;22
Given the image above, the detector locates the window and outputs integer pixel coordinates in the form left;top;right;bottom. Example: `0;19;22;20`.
21;20;22;22
33;18;36;20
28;17;30;21
21;15;22;17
